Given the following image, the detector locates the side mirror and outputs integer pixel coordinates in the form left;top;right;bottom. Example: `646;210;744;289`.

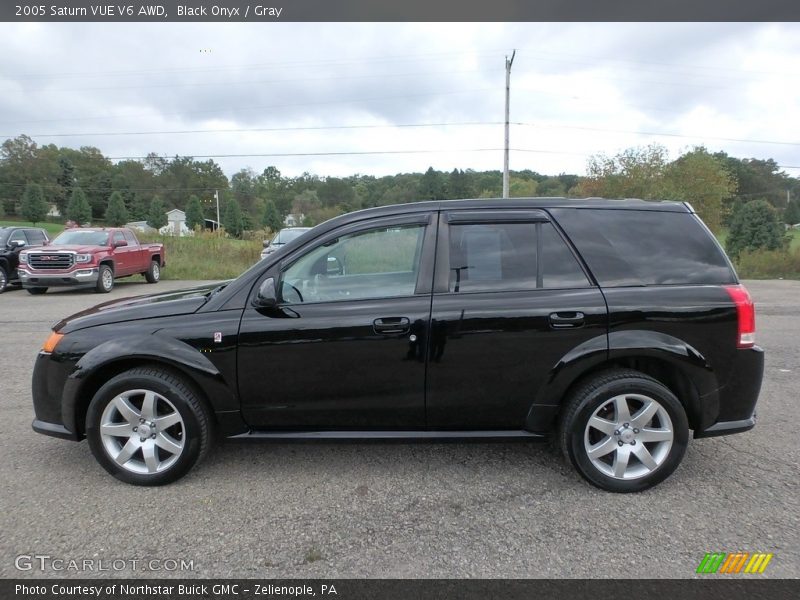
252;277;278;309
262;240;270;248
8;240;26;249
113;240;128;248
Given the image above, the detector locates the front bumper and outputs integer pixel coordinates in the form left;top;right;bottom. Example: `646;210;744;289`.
18;267;99;288
31;350;82;441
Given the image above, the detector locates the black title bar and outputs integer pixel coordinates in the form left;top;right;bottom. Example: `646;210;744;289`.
3;0;800;22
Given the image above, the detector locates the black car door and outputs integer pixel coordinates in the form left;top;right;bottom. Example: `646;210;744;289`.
425;209;608;429
237;212;437;430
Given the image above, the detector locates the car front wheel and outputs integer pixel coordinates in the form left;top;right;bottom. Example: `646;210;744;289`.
95;264;114;293
0;266;8;293
559;369;689;493
86;367;212;485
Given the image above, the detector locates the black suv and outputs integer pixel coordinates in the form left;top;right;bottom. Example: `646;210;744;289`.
30;199;764;491
0;226;49;293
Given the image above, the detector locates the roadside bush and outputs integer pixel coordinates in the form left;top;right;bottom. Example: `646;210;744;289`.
735;247;800;279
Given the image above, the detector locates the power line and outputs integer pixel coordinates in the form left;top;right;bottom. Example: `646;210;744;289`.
515;122;800;147
3;121;502;139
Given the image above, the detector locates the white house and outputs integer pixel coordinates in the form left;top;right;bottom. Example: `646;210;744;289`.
284;213;305;227
161;209;190;236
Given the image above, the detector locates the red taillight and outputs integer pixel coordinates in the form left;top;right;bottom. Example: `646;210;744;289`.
725;285;755;348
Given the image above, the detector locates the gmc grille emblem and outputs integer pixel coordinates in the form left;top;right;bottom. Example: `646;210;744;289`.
41;256;58;261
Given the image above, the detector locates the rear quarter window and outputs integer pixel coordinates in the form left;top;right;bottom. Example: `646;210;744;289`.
550;208;736;286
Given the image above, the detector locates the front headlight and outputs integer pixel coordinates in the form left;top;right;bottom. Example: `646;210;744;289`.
19;253;28;263
75;254;92;263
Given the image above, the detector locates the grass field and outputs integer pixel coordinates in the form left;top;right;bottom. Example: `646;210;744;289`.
138;231;262;280
0;219;65;237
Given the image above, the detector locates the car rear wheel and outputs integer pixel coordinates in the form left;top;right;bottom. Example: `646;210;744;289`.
86;367;212;485
95;264;114;293
145;259;160;283
0;266;8;293
27;287;47;295
559;369;689;493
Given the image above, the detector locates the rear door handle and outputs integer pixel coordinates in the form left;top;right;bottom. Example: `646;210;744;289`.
549;311;585;329
373;317;411;334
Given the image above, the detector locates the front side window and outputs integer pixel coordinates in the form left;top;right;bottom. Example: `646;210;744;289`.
447;221;589;293
9;230;26;244
281;224;425;304
24;229;46;245
113;231;126;245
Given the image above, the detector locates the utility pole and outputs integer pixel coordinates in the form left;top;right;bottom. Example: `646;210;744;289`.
214;189;221;235
503;49;516;199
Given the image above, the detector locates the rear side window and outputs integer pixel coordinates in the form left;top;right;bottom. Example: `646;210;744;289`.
447;221;589;293
123;230;137;244
551;208;736;286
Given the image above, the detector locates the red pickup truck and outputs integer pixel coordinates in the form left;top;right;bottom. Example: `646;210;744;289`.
18;227;165;294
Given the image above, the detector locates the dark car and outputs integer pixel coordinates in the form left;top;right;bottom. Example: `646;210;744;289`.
260;227;312;260
30;198;764;492
0;226;49;293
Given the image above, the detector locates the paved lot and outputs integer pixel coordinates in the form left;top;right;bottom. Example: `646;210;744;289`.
0;279;797;578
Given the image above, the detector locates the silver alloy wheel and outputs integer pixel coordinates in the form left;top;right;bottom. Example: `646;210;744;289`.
0;268;6;291
151;262;160;281
101;268;114;290
99;389;185;475
583;393;674;480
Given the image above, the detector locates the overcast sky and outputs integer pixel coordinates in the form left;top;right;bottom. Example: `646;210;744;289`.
0;22;798;180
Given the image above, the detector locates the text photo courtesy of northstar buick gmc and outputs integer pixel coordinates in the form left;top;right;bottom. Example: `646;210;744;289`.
30;198;764;492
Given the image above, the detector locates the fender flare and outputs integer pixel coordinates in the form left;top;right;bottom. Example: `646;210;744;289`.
524;330;718;432
61;333;241;436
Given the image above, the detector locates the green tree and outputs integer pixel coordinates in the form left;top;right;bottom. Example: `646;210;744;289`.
185;195;205;230
105;191;129;226
261;199;282;232
783;199;800;225
54;157;75;216
223;198;243;237
726;199;785;260
130;193;149;221
21;183;49;225
146;196;167;230
663;148;736;233
0;198;4;218
66;187;92;224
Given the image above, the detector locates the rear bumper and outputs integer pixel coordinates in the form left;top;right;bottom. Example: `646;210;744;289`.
694;346;764;438
694;415;756;438
18;267;98;287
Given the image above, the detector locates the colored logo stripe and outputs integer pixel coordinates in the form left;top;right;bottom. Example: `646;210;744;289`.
697;552;773;574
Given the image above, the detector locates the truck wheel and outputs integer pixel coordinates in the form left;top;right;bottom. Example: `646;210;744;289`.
0;266;7;293
145;260;160;283
96;264;114;293
27;287;47;295
85;367;213;485
559;369;689;493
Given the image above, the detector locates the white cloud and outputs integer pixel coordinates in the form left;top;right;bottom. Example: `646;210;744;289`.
0;22;798;178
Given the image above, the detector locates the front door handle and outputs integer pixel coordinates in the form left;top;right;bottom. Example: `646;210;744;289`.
549;311;585;329
373;317;411;334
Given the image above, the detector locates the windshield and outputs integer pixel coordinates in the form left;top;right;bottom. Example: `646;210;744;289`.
53;230;110;246
272;228;310;245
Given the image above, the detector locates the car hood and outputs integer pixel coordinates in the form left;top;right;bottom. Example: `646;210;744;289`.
24;244;109;254
55;283;224;333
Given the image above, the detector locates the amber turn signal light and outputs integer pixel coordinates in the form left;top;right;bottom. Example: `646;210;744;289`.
42;331;64;353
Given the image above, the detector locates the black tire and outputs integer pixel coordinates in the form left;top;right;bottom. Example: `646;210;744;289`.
86;367;213;486
145;259;160;283
0;265;8;293
559;369;689;493
27;287;47;295
95;264;114;293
